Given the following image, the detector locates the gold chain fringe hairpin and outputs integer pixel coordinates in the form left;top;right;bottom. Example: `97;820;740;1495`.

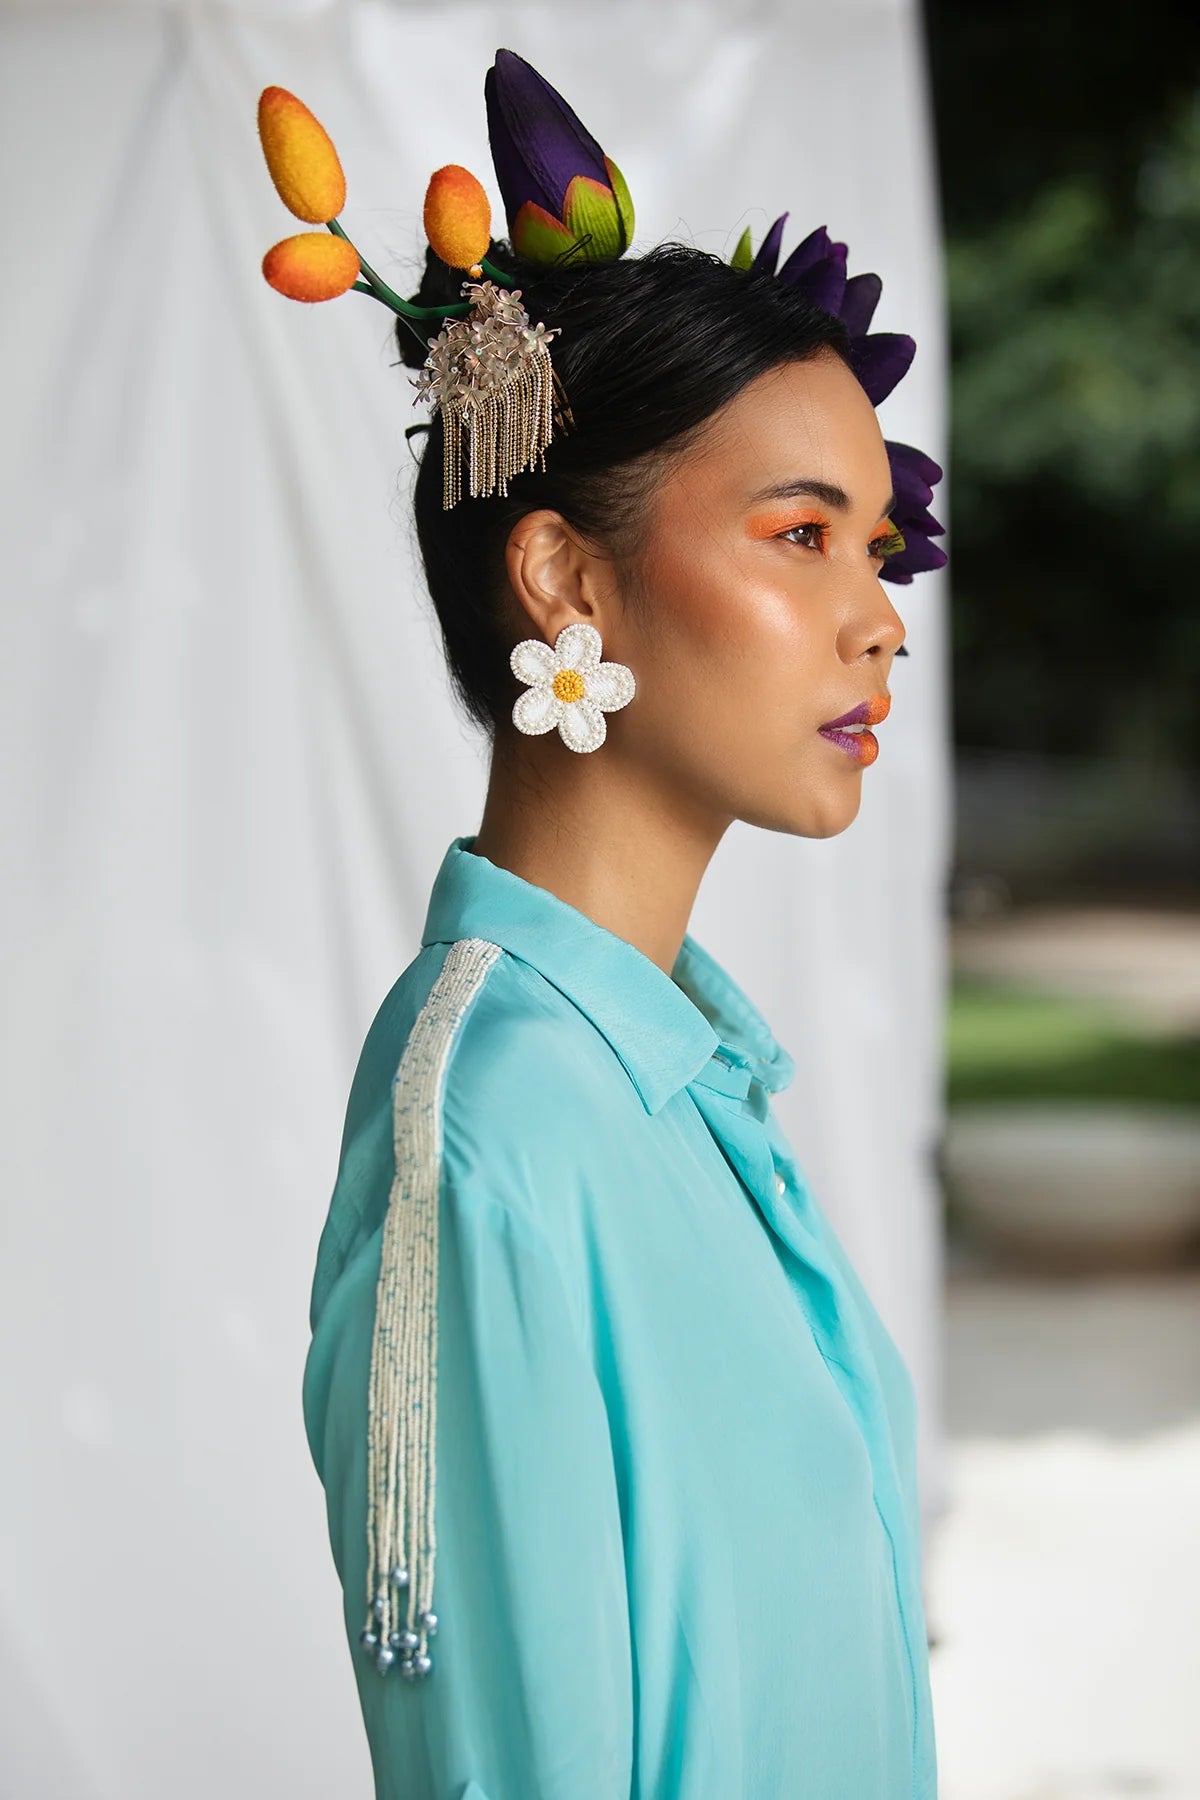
413;278;562;508
256;88;569;508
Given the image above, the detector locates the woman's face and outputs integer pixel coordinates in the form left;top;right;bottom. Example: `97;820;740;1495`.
615;350;907;840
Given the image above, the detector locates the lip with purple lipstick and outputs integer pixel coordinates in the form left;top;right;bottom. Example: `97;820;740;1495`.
818;694;891;766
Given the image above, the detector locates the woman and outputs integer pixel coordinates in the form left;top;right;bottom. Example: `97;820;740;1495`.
275;47;946;1800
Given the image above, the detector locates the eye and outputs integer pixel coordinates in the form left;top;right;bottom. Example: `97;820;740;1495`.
778;521;828;552
869;524;906;561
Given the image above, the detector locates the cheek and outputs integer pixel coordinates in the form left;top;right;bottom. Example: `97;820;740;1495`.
638;528;820;727
636;522;805;669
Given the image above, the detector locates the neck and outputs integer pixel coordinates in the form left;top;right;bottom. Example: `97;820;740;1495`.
470;733;730;977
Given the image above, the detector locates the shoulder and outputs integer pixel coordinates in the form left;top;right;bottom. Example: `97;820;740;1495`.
310;938;635;1324
438;940;627;1118
387;935;627;1132
431;939;639;1227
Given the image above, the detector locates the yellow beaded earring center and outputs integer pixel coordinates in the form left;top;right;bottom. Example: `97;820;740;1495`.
552;668;586;704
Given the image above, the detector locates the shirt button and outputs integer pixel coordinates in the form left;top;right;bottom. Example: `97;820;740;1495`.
775;1172;786;1196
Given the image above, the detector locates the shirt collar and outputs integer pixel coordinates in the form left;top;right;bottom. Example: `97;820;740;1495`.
420;836;794;1116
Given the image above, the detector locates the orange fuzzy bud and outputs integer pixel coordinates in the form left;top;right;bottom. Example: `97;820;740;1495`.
423;165;492;271
258;86;347;224
262;232;360;302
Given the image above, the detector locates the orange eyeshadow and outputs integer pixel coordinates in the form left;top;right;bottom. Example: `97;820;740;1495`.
745;509;829;541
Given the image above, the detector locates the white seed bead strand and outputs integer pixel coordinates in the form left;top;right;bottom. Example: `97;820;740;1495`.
362;937;503;1680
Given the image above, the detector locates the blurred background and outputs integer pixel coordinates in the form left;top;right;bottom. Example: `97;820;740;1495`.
1;1;1197;1797
924;5;1200;1795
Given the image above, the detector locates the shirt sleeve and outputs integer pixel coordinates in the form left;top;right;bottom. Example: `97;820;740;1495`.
315;1168;634;1800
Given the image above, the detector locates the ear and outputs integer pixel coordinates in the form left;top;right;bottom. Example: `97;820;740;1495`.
504;510;616;644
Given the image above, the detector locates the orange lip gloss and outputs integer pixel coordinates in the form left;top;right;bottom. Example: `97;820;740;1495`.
818;695;890;767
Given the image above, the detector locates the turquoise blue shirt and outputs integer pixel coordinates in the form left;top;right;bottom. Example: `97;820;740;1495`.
303;834;938;1799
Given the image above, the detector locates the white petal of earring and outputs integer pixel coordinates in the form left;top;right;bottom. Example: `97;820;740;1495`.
510;621;635;754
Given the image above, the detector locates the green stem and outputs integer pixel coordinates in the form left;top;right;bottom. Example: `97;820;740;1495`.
327;219;470;321
349;283;429;349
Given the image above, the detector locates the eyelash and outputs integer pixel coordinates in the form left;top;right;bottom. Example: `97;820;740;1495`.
779;520;905;560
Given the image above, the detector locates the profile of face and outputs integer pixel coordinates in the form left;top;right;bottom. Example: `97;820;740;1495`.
505;349;907;843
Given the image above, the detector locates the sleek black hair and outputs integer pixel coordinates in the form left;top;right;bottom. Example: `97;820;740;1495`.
395;241;852;738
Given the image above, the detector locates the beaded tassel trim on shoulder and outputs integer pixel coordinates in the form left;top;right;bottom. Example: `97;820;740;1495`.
358;936;504;1680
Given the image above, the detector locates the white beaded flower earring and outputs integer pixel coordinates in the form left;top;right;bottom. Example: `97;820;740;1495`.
509;621;635;753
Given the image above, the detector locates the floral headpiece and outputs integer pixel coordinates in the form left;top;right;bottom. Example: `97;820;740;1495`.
257;53;944;582
256;51;629;508
256;48;945;1685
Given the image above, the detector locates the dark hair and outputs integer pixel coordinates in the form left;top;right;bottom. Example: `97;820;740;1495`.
395;241;852;737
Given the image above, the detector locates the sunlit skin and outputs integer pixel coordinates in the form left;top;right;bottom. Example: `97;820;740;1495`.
471;350;908;975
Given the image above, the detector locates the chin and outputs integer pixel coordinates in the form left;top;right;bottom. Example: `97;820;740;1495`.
798;798;863;839
741;781;863;840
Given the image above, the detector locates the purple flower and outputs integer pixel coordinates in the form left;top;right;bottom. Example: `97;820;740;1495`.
882;442;948;585
484;49;634;265
734;214;946;584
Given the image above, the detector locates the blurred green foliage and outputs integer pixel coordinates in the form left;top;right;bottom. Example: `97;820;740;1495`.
924;5;1200;770
947;980;1200;1106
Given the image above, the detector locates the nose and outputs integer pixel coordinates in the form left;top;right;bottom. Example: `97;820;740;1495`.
837;582;907;663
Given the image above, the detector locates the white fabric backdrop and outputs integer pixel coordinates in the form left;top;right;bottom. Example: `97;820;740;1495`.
0;2;949;1793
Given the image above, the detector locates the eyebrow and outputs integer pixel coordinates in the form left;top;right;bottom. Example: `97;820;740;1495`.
748;477;898;516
